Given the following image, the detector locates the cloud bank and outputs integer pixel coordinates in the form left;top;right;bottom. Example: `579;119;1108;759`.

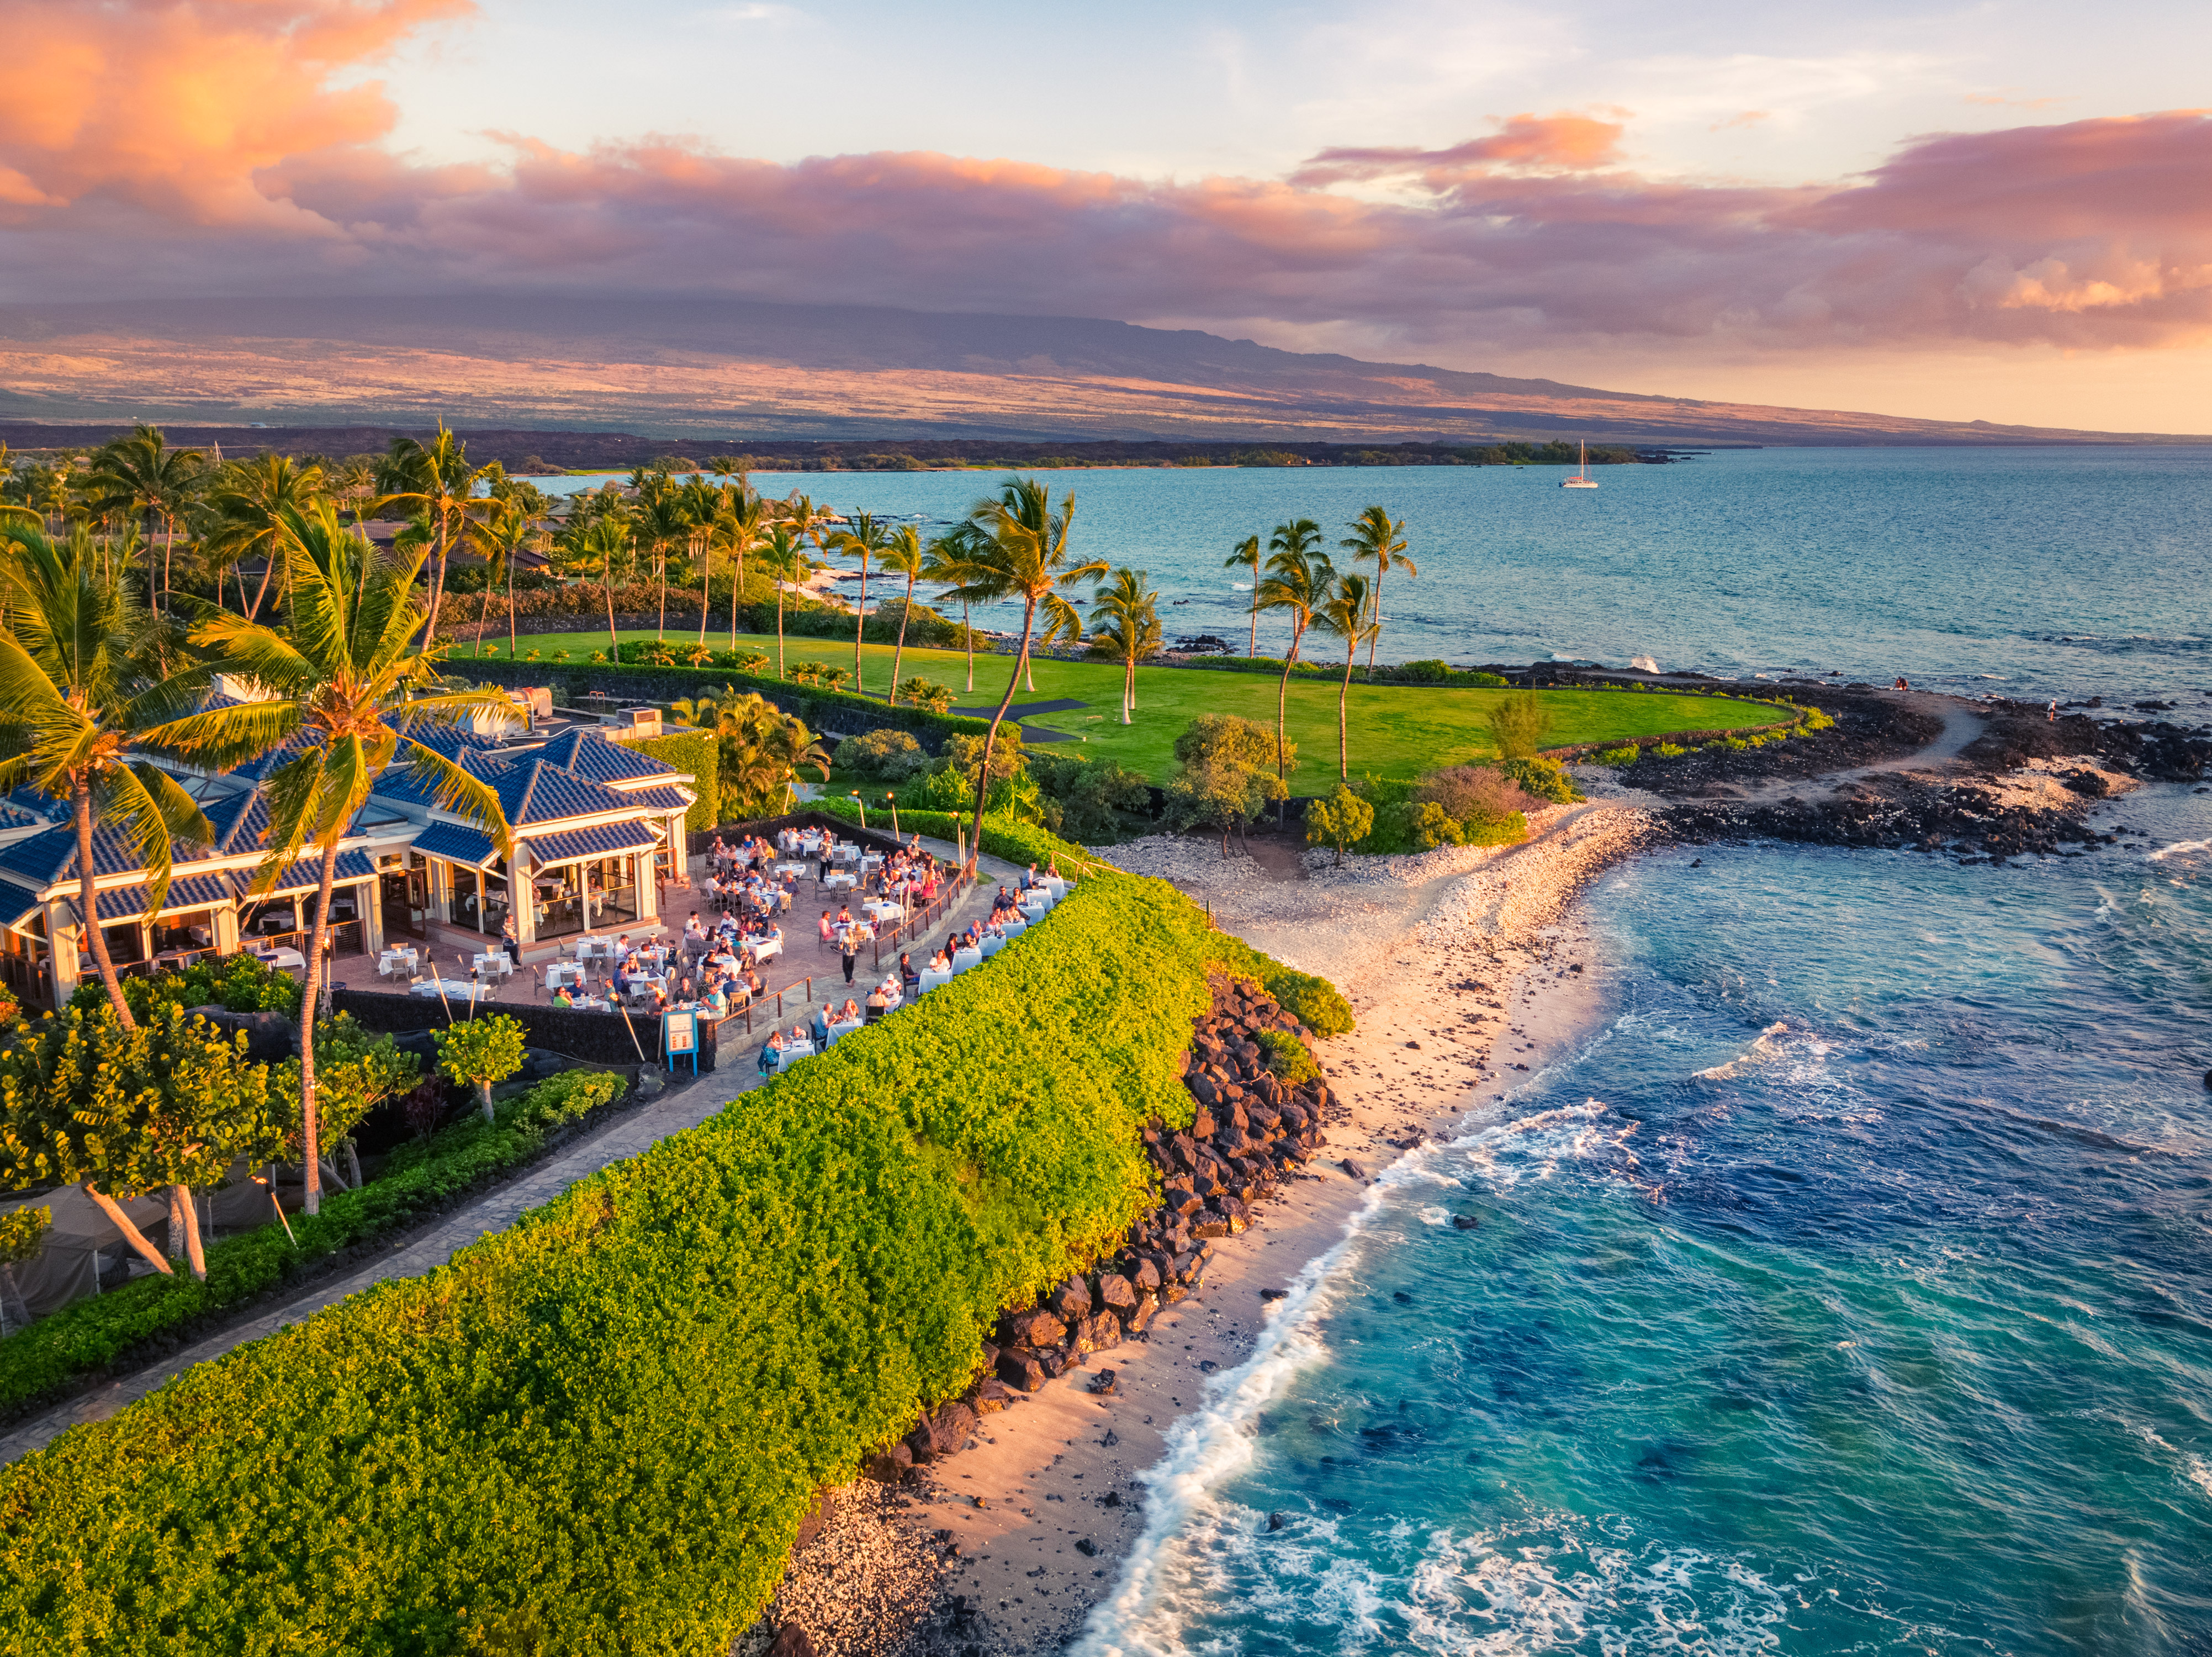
2;0;2208;363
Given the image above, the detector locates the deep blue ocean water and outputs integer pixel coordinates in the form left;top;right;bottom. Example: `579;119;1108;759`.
547;447;2212;701
1076;784;2212;1656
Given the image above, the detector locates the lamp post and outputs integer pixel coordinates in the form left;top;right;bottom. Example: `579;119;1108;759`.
887;791;898;837
849;790;866;829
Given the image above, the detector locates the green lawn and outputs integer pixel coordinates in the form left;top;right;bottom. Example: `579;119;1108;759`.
474;629;1792;794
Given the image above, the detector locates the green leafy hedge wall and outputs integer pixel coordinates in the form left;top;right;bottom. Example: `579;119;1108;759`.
631;731;720;832
0;866;1293;1653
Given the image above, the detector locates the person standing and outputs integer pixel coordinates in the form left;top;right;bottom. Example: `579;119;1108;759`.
840;927;860;986
501;911;520;968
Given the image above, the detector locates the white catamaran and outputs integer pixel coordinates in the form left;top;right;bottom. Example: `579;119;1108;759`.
1561;439;1599;488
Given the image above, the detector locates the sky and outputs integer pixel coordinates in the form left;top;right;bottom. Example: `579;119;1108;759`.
1;0;2209;431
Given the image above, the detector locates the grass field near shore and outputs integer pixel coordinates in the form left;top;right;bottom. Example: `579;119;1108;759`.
461;628;1793;792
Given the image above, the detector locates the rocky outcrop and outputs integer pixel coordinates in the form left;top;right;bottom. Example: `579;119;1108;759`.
860;974;1336;1492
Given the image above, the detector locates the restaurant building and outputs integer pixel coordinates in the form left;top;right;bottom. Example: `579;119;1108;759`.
0;722;696;1009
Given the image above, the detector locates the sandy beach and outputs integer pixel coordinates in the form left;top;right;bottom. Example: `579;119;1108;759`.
752;799;1658;1656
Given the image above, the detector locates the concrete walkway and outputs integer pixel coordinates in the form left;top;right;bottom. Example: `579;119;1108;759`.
0;838;1030;1466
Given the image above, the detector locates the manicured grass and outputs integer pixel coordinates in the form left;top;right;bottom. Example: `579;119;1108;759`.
482;630;1793;794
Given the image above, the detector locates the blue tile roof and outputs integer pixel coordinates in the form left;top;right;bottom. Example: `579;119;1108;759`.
533;729;681;783
490;759;637;827
412;821;499;867
0;880;43;930
522;821;659;866
619;784;694;812
67;874;237;924
0;821;153;886
0;790;67;831
235;848;379;900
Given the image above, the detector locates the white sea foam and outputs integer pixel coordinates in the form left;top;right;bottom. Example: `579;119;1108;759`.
2147;838;2212;862
1692;1020;1792;1080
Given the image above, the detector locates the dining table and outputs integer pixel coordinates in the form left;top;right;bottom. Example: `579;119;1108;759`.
256;947;308;972
825;1017;864;1045
773;1041;816;1072
823;870;857;891
951;946;983;974
409;978;479;999
918;967;953;992
862;900;904;925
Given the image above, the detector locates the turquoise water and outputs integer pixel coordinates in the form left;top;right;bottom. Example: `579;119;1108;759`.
1077;785;2212;1656
547;448;2212;700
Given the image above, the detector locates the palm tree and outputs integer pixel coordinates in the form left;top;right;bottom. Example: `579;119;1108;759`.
827;511;891;696
1088;567;1163;725
633;481;687;641
1224;534;1262;658
168;503;514;1217
560;515;634;656
698;692;834;815
756;527;811;678
82;424;205;615
1311;572;1375;780
474;499;538;658
717;491;766;649
375;428;486;649
1342;506;1414;680
677;474;723;647
923;523;988;694
1253;520;1331;787
877;525;926;704
953;479;1106;842
0;524;216;1024
200;455;329;620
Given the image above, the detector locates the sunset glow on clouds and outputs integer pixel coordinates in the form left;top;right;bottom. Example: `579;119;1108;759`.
2;0;2209;428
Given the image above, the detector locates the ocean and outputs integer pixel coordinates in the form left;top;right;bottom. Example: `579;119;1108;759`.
1076;784;2212;1656
545;447;2212;703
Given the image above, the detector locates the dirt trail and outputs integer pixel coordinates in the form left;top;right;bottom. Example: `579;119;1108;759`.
1718;693;1986;807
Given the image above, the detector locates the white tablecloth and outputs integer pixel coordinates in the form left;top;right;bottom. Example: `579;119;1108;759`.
774;1042;816;1072
378;949;418;975
545;962;586;989
746;935;784;962
409;978;477;999
1044;876;1067;900
825;1018;863;1045
952;946;982;973
256;948;306;972
980;933;1005;957
919;968;952;991
862;900;903;924
776;862;807;878
823;871;857;890
1000;916;1028;936
473;953;514;978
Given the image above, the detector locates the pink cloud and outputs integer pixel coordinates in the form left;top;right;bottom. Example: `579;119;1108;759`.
0;4;2206;361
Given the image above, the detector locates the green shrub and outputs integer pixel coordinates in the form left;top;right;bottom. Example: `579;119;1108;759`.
1801;706;1835;731
1255;1027;1319;1084
0;865;1338;1647
1487;691;1550;760
1463;809;1528;846
68;951;302;1020
1242;964;1354;1037
632;731;721;832
1500;755;1583;804
897;677;955;714
1398;658;1453;683
432;1015;529;1122
837;727;928;782
1594;745;1641;767
498;1069;627;1131
1653;742;1690;759
1408;799;1463;849
1464;672;1510;687
1305;787;1374;866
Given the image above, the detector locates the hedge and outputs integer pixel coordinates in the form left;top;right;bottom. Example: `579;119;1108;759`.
0;1070;628;1421
629;731;719;832
0;866;1327;1651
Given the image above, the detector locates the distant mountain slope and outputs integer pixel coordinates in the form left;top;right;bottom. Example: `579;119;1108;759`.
0;295;2199;445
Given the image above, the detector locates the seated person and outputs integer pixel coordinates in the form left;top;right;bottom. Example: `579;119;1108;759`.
927;948;951;974
742;964;766;999
1020;862;1040;890
865;985;888;1021
898;950;919;988
759;1029;785;1074
704;981;730;1017
552;984;574;1008
808;1008;830;1047
841;996;862;1025
817;909;836;947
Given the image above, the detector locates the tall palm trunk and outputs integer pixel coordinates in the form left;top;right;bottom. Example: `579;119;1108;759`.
1122;655;1134;725
294;837;343;1217
1274;621;1306;783
1339;644;1356;778
775;583;787;678
159;514;174;617
853;558;869;695
1249;590;1259;658
1365;569;1384;680
74;783;132;1025
475;577;495;657
250;547;279;621
888;572;915;705
971;595;1038;862
422;512;451;649
697;539;712;647
729;546;746;650
507;555;518;659
603;560;620;654
656;547;668;640
962;599;975;691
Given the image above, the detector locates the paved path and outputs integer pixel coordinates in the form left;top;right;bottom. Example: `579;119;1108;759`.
0;840;1024;1466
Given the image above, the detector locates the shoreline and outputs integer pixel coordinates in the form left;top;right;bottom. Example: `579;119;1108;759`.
755;806;1654;1656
